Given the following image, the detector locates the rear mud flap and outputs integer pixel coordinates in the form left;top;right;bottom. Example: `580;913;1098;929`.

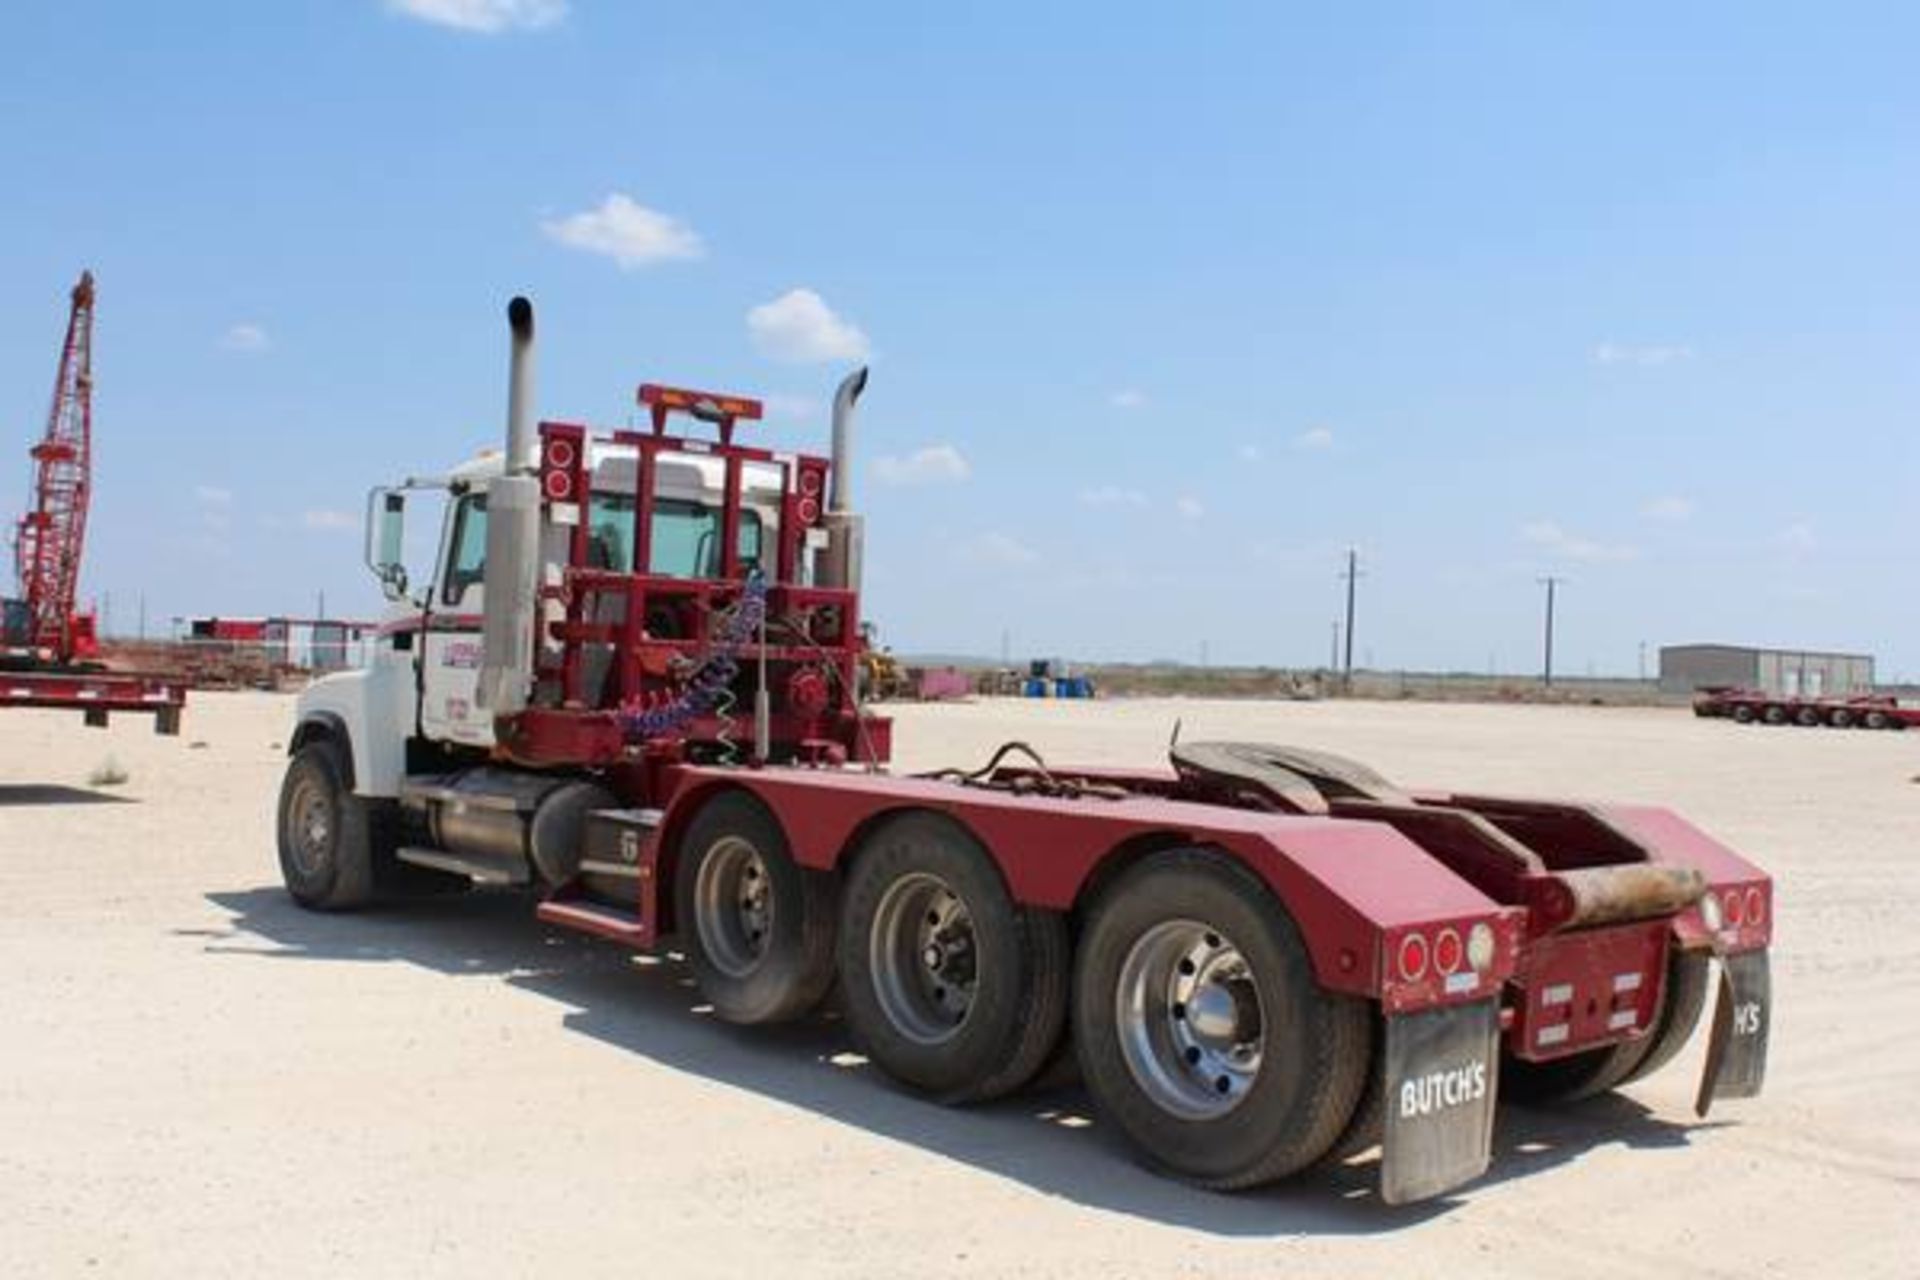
1695;949;1770;1118
1380;999;1499;1205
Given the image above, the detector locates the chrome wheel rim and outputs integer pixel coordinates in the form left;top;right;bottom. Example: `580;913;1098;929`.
1115;919;1266;1120
694;836;774;978
869;871;976;1045
287;774;333;877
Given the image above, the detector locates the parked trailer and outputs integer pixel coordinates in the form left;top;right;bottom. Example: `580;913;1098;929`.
1692;685;1920;730
276;297;1772;1206
2;667;185;734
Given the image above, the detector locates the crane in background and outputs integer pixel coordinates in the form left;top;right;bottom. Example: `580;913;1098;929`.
7;271;98;665
3;271;183;734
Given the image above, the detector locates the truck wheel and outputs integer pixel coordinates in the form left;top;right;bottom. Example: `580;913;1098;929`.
276;739;375;911
1761;705;1787;725
674;790;835;1025
1864;710;1892;730
1504;949;1710;1102
1828;707;1855;728
1073;849;1369;1188
837;812;1068;1103
1795;706;1821;727
1731;704;1756;724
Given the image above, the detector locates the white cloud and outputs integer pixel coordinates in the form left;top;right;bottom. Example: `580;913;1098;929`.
1522;520;1636;563
1079;485;1149;508
1109;389;1147;410
1592;341;1695;367
541;194;703;269
1642;495;1696;522
873;444;970;486
303;509;358;533
1294;426;1335;450
956;531;1038;568
218;323;269;354
747;289;871;363
387;0;566;33
1174;495;1206;520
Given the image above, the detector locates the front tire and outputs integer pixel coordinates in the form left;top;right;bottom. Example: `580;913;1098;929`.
837;812;1068;1103
673;790;835;1025
276;739;375;911
1073;849;1369;1188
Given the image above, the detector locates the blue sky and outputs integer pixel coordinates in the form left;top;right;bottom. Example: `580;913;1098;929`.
2;2;1915;676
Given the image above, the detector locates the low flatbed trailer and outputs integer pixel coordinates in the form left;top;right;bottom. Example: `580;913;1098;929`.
1;666;186;734
1693;685;1919;730
276;297;1772;1205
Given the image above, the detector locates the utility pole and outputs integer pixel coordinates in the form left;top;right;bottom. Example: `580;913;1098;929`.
1339;547;1361;695
1538;576;1565;687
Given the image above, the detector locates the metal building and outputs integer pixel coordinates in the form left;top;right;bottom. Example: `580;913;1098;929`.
1658;644;1875;698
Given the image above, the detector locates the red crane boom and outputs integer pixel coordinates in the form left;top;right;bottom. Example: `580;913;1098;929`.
11;270;97;664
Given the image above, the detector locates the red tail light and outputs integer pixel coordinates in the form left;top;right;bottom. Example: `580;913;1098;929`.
1434;928;1463;975
1397;933;1429;981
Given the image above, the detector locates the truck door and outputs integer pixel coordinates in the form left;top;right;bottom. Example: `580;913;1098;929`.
419;491;494;747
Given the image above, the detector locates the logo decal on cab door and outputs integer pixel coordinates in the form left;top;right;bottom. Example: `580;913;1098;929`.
442;640;482;670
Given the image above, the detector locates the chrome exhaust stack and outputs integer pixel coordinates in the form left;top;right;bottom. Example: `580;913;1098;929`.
817;366;868;592
476;296;542;715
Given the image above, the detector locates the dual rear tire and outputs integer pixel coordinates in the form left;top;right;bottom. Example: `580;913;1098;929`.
671;799;1374;1187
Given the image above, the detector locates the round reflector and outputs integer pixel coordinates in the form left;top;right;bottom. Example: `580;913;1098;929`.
544;470;573;501
547;438;576;469
1397;933;1429;982
799;468;823;496
1724;889;1744;927
798;497;820;524
1744;886;1765;927
1434;928;1463;975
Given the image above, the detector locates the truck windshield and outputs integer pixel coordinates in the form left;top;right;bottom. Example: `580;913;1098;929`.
440;492;764;605
588;494;762;577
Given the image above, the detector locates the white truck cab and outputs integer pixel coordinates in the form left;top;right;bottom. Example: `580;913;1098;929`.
294;442;793;797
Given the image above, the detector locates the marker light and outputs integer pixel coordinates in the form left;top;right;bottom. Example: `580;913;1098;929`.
1434;928;1463;975
1466;922;1496;972
1700;893;1724;931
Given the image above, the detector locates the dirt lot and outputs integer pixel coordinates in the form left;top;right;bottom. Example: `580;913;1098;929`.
3;692;1915;1278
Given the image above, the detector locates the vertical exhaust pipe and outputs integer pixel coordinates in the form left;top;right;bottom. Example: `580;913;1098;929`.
504;296;537;472
818;366;868;593
477;296;543;715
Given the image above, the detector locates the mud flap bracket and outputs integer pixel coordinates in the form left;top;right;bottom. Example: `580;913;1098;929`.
1380;998;1499;1205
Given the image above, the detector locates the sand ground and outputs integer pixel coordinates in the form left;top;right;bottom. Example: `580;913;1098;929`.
2;691;1916;1278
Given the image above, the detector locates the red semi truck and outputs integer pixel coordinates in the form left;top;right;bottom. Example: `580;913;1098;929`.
276;298;1772;1204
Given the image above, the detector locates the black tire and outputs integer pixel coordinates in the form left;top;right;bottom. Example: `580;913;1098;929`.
1864;710;1892;730
1324;1013;1388;1163
1073;849;1369;1189
1730;704;1755;724
1795;706;1821;727
1504;949;1710;1103
1615;950;1712;1086
673;790;835;1025
1828;708;1855;729
1761;705;1788;725
276;739;375;911
837;812;1068;1103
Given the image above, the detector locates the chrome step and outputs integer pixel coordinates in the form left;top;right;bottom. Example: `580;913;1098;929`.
536;897;652;946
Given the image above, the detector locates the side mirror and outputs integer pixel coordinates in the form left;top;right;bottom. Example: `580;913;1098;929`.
365;487;410;602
